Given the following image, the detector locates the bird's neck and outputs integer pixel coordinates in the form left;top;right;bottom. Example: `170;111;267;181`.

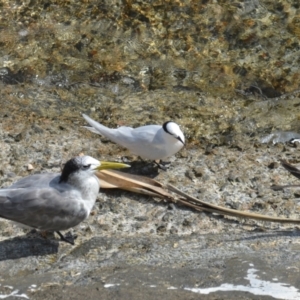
67;173;100;213
163;130;178;144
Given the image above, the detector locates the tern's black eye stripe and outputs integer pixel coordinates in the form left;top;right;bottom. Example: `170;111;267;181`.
162;121;172;135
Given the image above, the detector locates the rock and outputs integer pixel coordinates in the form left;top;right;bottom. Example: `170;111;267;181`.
27;164;34;171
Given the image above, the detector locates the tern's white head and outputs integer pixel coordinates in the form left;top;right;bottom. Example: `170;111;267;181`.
59;156;130;183
58;156;129;211
162;121;185;145
59;156;101;183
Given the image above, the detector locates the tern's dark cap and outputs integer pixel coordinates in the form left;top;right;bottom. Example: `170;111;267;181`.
162;121;185;145
162;121;173;134
59;158;81;183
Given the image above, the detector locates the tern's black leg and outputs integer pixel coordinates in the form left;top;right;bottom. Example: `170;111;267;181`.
154;160;171;171
56;231;76;245
159;160;171;166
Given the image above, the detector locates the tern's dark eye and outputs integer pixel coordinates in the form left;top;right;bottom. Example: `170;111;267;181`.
82;164;91;170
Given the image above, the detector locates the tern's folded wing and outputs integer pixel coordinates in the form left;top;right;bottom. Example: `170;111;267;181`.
132;125;164;147
6;173;59;189
83;120;135;145
0;188;87;231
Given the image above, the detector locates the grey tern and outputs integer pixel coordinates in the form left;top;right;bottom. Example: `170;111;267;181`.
0;156;129;244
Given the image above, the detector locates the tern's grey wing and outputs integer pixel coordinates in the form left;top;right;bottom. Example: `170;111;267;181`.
83;113;162;144
119;125;166;159
132;125;163;143
103;125;163;152
83;114;143;145
124;125;163;148
83;113;133;140
0;187;87;231
100;124;161;145
6;173;60;189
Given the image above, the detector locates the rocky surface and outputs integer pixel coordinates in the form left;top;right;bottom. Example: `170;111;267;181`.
1;0;300;299
1;95;300;299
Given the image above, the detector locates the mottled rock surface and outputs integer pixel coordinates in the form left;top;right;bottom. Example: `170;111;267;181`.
1;0;300;299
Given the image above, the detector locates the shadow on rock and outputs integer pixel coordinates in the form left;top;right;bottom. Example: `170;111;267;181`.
0;236;59;260
123;160;160;177
227;229;300;243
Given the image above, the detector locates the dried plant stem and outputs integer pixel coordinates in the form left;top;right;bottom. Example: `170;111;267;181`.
97;170;300;224
167;184;300;224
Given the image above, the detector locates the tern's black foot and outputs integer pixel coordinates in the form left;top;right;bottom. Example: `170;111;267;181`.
154;160;171;171
56;231;77;245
